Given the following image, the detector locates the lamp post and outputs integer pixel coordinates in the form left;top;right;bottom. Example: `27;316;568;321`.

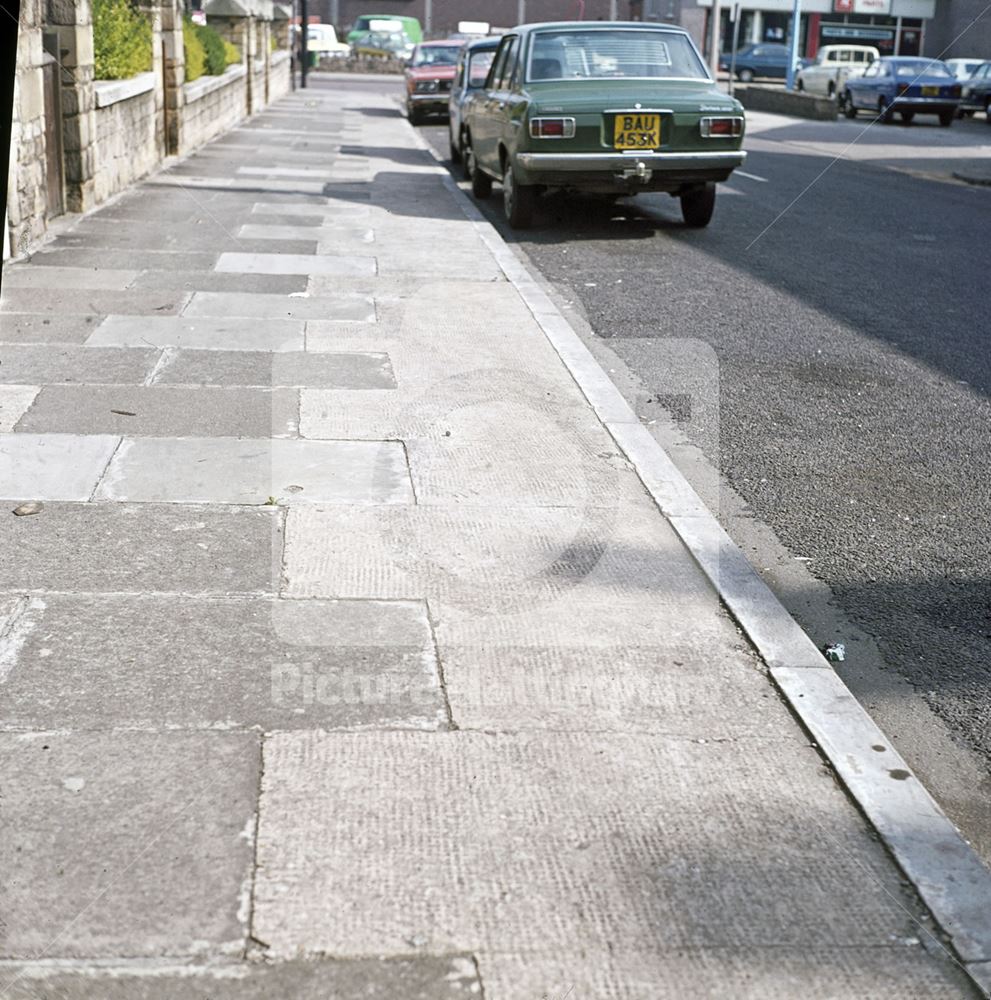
785;0;801;89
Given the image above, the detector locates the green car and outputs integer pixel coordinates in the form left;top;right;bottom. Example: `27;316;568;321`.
461;21;746;228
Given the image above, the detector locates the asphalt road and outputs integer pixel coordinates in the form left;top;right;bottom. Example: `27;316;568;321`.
323;74;991;857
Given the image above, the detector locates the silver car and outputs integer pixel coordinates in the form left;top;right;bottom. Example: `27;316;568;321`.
448;38;500;175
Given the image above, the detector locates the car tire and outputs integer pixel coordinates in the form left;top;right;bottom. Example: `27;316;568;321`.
986;97;991;123
797;78;804;91
449;130;461;165
460;131;472;180
827;82;836;99
878;97;894;124
939;109;954;127
900;110;914;124
467;140;492;199
502;160;536;229
680;183;716;228
409;106;423;126
738;68;754;83
843;92;857;118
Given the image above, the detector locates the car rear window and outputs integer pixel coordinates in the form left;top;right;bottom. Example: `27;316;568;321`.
894;60;953;78
413;45;462;67
527;28;709;82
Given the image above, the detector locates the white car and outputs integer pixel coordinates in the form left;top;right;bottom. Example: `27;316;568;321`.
306;24;349;59
945;57;987;80
796;44;879;100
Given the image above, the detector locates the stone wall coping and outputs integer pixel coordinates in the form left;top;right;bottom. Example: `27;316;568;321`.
271;50;290;66
183;63;247;104
93;72;156;109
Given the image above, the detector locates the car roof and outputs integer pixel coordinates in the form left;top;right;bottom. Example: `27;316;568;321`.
511;20;687;34
417;39;464;47
465;37;501;51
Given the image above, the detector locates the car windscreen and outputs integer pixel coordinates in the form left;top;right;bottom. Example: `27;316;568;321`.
527;29;709;81
468;50;496;86
413;45;462;67
894;60;953;78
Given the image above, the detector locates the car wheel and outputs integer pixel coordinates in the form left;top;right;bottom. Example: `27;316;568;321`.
986;97;991;123
460;131;472;180
408;106;423;126
797;78;805;91
827;82;836;99
502;160;536;229
467;140;492;199
738;68;754;83
680;183;716;228
878;97;894;124
449;128;461;165
939;109;954;127
900;110;914;124
843;92;857;118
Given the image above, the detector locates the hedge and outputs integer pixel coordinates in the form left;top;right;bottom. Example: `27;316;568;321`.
93;0;152;80
184;18;238;82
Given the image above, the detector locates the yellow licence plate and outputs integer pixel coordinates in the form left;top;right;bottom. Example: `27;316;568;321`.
922;85;939;96
613;113;661;150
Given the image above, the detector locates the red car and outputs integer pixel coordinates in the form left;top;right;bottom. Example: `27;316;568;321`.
405;40;465;124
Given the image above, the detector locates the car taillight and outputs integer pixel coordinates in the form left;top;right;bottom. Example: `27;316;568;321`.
897;83;910;95
700;117;743;138
529;117;576;139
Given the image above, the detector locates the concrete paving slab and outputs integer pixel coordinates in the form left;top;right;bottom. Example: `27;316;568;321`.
215;253;376;277
0;386;39;431
0;313;104;344
0;345;157;384
0;266;139;290
252;202;371;221
26;249;220;271
0;957;482;999
253;731;931;961
184;291;376;322
0;289;188;316
156;350;395;389
0;595;445;731
128;270;308;294
237;224;374;243
56;231;319;256
88;315;305;352
16;385;299;438
0;433;119;501
0;503;279;594
0;731;257;958
95;437;413;505
476;947;973;1000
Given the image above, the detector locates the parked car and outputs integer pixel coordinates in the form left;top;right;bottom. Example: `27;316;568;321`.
796;44;878;101
719;43;808;82
843;56;961;125
405;40;465;124
957;60;991;119
449;37;501;168
352;29;414;62
347;14;422;45
945;57;986;80
306;23;349;61
462;21;746;229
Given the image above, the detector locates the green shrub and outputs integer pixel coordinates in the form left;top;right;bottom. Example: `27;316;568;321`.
224;39;241;65
196;23;227;76
92;0;152;80
183;18;206;81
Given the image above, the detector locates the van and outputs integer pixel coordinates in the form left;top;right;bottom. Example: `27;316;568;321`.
347;14;422;44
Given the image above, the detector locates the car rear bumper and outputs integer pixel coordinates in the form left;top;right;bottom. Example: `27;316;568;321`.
516;150;747;173
891;96;960;110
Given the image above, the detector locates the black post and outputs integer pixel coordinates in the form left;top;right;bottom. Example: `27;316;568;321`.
299;0;308;88
0;0;22;255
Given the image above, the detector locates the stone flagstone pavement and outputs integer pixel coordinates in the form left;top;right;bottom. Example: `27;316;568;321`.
0;80;978;998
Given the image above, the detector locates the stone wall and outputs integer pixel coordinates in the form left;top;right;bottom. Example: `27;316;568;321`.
734;85;838;121
8;0;48;257
181;65;248;153
92;74;161;203
6;0;293;260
